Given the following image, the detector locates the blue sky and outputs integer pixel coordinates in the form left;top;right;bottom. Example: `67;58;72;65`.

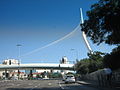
0;0;115;64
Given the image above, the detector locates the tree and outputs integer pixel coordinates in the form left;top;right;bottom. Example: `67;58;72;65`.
88;51;105;60
81;0;120;45
103;46;120;70
88;51;104;72
75;58;90;75
75;51;104;74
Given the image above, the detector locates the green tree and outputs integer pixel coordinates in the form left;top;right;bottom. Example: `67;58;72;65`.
81;0;120;45
88;51;104;72
88;51;104;68
75;58;90;75
75;51;104;74
104;46;120;70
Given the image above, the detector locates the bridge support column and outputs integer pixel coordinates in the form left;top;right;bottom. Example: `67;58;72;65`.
28;70;33;80
18;69;20;80
4;69;7;80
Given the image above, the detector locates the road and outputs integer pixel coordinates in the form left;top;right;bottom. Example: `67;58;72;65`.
0;79;102;90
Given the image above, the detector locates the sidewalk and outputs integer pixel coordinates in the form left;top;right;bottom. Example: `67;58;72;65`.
76;80;120;90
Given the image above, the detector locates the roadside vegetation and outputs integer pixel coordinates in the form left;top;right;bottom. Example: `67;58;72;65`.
75;0;120;75
75;51;104;75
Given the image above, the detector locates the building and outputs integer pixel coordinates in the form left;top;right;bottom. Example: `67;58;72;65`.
2;59;19;65
60;56;69;64
0;59;20;79
10;72;27;80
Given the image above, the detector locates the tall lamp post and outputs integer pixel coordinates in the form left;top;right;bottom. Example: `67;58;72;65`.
70;49;79;61
16;44;22;80
70;49;79;72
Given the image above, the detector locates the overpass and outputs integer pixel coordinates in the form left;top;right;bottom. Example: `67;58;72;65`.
0;63;74;71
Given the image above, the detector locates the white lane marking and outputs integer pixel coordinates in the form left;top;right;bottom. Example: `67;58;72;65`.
48;83;52;86
16;84;20;86
35;86;38;87
59;82;64;89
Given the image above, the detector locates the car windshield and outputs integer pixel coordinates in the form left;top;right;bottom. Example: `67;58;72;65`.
66;75;74;78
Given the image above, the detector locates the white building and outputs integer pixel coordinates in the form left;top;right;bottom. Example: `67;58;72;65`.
2;59;19;65
0;59;20;79
60;56;69;64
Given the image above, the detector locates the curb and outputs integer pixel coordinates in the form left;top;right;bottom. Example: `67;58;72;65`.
76;80;119;90
76;81;98;88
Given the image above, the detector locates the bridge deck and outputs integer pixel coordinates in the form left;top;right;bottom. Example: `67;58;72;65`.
0;63;74;70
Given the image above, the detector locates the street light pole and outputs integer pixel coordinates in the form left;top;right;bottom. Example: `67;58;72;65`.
16;44;22;80
17;44;22;64
70;49;78;61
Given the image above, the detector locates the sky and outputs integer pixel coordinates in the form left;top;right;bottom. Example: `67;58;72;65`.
0;0;116;64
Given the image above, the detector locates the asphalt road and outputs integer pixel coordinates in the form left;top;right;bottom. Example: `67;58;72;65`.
0;79;102;90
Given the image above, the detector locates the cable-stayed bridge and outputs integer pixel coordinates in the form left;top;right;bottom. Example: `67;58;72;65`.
0;9;91;76
19;9;92;62
0;23;90;71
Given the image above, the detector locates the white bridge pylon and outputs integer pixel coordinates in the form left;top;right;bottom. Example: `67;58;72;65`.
21;8;92;58
80;8;92;53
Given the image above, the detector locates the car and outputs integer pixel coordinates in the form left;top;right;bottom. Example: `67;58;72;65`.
62;75;67;81
64;74;75;83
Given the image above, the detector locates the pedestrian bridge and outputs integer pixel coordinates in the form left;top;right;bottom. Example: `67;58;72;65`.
0;63;74;70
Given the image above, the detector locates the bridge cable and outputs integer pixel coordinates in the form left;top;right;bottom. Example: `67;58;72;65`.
21;24;80;57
